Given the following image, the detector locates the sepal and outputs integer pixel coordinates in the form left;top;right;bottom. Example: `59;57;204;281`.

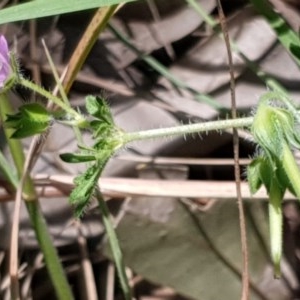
5;103;51;138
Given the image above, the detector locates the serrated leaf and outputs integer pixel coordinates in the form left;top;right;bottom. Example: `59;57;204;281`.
60;153;96;163
90;120;110;132
70;162;103;218
85;96;103;117
86;95;113;124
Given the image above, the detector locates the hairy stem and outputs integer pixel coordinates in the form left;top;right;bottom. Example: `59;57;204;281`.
123;116;253;144
217;1;249;298
19;77;84;123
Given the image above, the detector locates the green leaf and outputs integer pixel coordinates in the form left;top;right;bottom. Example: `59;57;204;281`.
0;0;138;25
86;96;125;150
90;120;116;141
60;153;96;163
70;162;103;218
86;95;113;124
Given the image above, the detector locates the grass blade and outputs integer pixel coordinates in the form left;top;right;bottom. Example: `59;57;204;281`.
250;0;300;68
0;0;138;24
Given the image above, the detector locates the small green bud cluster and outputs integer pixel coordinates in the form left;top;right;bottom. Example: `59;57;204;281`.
248;93;300;277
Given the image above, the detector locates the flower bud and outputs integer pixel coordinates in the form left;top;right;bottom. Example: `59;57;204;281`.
252;101;296;157
0;35;18;92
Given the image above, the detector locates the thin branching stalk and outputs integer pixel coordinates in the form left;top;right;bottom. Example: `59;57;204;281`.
19;78;85;123
217;1;249;299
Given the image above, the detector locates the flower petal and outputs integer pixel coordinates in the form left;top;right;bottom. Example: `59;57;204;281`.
0;35;9;62
0;36;10;87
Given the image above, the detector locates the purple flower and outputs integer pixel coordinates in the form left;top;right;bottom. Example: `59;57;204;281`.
0;35;10;88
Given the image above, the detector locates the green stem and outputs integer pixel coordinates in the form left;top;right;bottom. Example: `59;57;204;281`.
268;180;283;278
0;93;74;300
0;92;36;198
0;151;18;188
123;116;253;144
96;189;132;300
26;203;75;299
40;40;88;142
19;77;84;123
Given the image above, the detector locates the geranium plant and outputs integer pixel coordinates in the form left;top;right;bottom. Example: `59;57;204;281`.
0;30;299;298
0;1;299;299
